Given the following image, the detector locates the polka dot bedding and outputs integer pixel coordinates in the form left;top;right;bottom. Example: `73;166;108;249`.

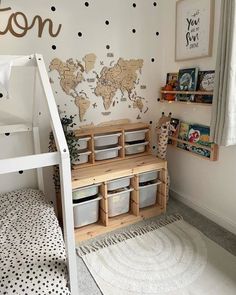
0;188;70;295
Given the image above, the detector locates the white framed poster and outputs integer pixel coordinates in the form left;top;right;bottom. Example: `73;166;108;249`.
175;0;215;61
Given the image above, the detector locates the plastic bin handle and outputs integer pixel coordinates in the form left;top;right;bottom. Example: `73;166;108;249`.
107;187;134;197
94;133;122;139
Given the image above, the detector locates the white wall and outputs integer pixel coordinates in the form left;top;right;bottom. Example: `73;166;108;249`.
159;0;236;234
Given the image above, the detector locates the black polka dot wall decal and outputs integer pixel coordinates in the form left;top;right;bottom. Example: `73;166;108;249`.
105;20;110;25
0;93;3;98
51;6;56;11
149;121;153;124
151;58;155;62
85;2;89;7
52;45;56;50
106;45;110;50
153;2;157;6
132;29;136;33
19;171;24;174
5;133;10;136
78;32;82;37
133;3;136;7
156;32;159;36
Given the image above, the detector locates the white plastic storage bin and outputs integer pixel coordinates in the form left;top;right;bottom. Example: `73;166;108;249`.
139;181;161;208
125;142;148;155
77;137;90;152
139;170;159;183
73;195;102;228
72;184;100;200
72;151;91;165
94;133;121;148
108;188;133;217
125;129;149;143
95;146;121;161
107;176;131;191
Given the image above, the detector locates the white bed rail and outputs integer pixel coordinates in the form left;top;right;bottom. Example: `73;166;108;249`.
0;54;78;295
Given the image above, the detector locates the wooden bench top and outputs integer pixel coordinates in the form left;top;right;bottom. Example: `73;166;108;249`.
71;155;167;189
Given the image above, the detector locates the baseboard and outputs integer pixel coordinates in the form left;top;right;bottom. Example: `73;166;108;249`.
170;189;236;235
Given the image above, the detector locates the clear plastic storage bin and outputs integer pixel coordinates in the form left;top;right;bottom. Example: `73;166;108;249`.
125;142;148;155
125;129;149;143
139;181;160;208
94;133;121;148
107;176;131;191
139;170;159;183
95;146;121;160
108;188;133;217
72;184;100;200
73;195;102;228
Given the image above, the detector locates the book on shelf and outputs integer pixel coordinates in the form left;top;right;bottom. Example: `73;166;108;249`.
175;122;212;158
176;68;199;102
168;118;180;144
177;122;190;150
195;70;215;104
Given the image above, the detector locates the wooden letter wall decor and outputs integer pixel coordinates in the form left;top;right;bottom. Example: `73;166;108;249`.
0;7;62;38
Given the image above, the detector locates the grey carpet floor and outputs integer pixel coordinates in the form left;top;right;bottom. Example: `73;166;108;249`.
76;197;236;295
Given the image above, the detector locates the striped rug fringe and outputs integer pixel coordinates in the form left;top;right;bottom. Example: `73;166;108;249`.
77;213;183;257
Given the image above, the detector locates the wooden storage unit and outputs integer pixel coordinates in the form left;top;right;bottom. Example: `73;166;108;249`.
73;123;151;168
72;155;167;242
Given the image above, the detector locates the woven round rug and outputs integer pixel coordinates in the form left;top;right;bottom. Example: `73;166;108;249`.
77;215;225;294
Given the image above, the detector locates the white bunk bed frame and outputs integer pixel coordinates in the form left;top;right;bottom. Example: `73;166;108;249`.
0;54;78;294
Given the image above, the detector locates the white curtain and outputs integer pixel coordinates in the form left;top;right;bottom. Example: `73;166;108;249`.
210;0;236;146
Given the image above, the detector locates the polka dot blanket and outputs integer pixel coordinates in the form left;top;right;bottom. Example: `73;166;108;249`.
0;188;70;295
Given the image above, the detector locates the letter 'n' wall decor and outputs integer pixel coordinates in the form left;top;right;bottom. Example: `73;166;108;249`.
175;0;215;61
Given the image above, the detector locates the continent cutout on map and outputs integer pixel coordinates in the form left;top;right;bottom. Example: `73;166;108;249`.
49;58;84;95
95;58;144;110
133;97;144;112
74;96;90;121
83;53;97;73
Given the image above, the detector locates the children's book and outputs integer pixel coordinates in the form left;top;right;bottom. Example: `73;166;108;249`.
188;124;211;147
168;118;180;144
195;70;215;103
176;68;199;102
177;122;190;150
187;124;212;158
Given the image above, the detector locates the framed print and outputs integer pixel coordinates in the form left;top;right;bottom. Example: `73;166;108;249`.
175;0;215;61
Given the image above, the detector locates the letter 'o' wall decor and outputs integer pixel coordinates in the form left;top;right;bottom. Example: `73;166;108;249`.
175;0;215;61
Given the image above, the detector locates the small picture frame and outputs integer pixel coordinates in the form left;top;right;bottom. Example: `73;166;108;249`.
175;0;215;61
166;73;178;89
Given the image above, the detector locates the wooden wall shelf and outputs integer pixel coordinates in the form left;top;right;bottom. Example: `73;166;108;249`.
160;90;213;95
159;89;213;105
168;136;218;161
158;100;212;106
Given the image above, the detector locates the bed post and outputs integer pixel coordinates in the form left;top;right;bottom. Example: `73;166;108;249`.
35;54;78;294
59;154;78;295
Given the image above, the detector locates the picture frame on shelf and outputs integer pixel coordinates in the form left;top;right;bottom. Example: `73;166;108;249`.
166;72;178;89
175;0;215;61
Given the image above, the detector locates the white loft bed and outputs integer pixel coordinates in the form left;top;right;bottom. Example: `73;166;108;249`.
0;54;78;294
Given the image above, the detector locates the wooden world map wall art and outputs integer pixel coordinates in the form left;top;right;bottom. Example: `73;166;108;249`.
0;6;62;37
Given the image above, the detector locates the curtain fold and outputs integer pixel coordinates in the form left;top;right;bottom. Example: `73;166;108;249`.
210;0;236;146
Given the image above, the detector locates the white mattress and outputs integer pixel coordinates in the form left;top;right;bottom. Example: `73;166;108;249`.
0;188;70;295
